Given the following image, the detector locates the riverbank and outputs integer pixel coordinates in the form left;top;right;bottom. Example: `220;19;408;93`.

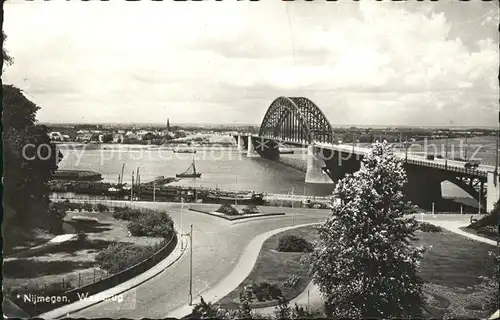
57;143;240;151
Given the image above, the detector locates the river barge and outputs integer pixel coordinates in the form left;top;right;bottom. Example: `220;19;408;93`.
52;170;102;182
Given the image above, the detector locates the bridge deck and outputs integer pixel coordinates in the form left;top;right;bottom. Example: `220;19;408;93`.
241;134;495;178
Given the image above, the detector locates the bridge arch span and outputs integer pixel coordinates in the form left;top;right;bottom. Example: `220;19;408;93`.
258;97;335;144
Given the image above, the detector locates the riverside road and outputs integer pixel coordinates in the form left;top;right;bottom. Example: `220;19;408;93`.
69;202;331;318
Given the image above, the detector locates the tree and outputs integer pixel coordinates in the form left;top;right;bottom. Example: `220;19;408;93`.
304;141;424;318
3;85;62;246
101;133;114;143
2;31;14;68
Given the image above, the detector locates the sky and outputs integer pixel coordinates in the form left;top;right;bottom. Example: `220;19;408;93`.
3;0;499;127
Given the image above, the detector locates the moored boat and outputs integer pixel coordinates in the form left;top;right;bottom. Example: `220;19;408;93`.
176;159;201;178
173;149;197;153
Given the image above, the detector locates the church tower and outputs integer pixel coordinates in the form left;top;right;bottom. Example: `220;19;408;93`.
166;118;170;131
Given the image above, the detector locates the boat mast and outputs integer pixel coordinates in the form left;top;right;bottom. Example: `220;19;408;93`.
192;158;196;175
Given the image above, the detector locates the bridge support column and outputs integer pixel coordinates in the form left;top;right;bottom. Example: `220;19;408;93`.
255;138;280;161
486;172;500;212
237;135;244;151
322;149;362;182
404;168;442;210
247;136;258;157
305;145;334;184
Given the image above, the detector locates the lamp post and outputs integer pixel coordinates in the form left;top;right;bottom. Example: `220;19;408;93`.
131;171;134;202
465;134;469;161
478;185;482;215
188;224;193;306
405;140;409;162
352;131;355;152
445;138;448;170
180;198;184;250
495;106;499;185
291;187;295;226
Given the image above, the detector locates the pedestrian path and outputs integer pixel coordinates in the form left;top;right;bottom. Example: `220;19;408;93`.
165;223;321;319
424;218;497;246
38;230;188;319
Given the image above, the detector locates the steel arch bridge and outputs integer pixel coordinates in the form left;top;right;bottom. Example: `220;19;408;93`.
258;97;335;144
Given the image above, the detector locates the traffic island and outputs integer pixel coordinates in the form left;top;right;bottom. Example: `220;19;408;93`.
217;226;317;310
189;204;285;221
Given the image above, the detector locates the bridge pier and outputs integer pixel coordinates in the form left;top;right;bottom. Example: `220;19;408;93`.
404;167;442;210
247;136;258;157
486;172;500;212
255;138;280;161
321;149;362;182
237;135;245;151
305;145;334;184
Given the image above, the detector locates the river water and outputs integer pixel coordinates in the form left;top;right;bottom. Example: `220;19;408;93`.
57;144;475;200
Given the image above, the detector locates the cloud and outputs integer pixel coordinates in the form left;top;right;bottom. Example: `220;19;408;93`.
3;0;498;126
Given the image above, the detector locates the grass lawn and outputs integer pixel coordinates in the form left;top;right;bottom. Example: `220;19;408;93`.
414;230;497;319
218;226;318;309
3;209;164;297
219;226;497;319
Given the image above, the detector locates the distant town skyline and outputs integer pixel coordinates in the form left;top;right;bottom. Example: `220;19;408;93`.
3;1;498;126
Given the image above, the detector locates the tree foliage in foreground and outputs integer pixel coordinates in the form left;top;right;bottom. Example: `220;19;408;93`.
304;141;424;318
191;295;320;319
3;85;63;246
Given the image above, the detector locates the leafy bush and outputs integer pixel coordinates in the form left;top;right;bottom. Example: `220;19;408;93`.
276;235;313;252
47;202;69;234
95;242;157;274
268;283;283;299
215;204;240;216
242;204;259;214
127;211;174;238
96;203;109;212
77;231;88;243
82;202;94;212
284;274;301;289
112;207;142;221
418;222;443;233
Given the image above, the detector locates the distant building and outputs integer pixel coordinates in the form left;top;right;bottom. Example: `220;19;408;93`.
166;118;171;131
76;133;92;142
49;132;63;141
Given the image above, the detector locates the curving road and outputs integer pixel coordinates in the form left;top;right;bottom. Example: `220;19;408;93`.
70;201;330;318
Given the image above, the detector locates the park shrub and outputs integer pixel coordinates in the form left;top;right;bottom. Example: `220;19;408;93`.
242;204;259;214
82;202;94;212
47;201;69;234
215;204;240;216
95;242;157;274
127;211;174;238
268;283;283;299
112;207;142;221
77;231;89;243
96;203;109;212
276;235;313;253
284;274;301;289
419;222;443;233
